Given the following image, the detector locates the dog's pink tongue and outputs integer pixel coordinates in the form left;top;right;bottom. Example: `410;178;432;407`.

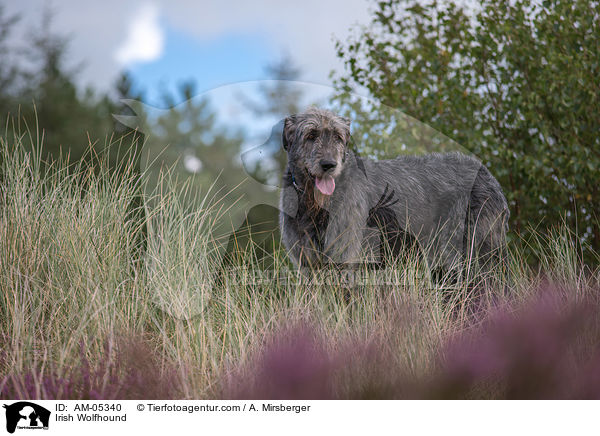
315;176;335;195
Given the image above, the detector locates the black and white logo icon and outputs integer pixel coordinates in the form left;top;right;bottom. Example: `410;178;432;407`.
2;402;50;434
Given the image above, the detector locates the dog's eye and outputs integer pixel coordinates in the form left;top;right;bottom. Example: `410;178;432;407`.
307;131;317;141
335;133;344;142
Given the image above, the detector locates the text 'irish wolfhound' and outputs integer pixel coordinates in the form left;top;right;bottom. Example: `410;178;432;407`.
279;107;509;281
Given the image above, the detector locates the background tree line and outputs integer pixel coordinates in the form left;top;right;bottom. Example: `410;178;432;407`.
0;3;303;189
0;4;266;177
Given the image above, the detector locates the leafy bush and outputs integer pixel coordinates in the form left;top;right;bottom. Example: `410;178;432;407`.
333;0;600;260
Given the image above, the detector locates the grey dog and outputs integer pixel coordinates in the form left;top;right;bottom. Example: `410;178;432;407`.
279;107;509;282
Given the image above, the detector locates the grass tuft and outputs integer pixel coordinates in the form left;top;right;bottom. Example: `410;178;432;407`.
1;129;598;399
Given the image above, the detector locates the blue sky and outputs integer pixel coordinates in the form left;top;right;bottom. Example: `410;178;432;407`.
128;25;275;106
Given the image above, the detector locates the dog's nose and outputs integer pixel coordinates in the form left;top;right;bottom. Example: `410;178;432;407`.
320;160;337;172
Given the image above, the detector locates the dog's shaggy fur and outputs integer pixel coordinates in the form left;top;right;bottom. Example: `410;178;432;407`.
279;107;509;280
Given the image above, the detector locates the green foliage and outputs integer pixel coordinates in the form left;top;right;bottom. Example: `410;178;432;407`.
0;4;20;116
141;81;254;220
242;54;305;118
240;54;307;183
0;5;140;171
333;0;600;259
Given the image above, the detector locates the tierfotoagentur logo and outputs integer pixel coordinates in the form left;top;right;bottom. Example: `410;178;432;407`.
2;402;50;434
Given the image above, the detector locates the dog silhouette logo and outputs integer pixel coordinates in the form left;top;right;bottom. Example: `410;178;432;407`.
2;402;50;433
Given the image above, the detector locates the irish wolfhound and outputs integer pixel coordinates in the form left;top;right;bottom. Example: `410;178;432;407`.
279;107;509;284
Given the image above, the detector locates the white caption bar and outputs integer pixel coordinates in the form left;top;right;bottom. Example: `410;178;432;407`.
0;400;596;435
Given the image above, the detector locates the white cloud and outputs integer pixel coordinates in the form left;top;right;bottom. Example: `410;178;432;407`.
160;0;371;83
115;3;164;66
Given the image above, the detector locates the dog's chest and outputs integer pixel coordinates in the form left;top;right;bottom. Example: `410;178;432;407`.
294;198;330;252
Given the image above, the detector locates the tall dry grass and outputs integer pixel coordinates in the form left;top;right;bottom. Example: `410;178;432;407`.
0;129;598;399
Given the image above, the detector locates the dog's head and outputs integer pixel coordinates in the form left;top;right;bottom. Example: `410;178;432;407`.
282;107;351;197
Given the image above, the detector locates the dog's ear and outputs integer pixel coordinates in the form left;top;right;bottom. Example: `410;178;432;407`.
343;133;355;164
340;116;351;145
282;115;297;150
